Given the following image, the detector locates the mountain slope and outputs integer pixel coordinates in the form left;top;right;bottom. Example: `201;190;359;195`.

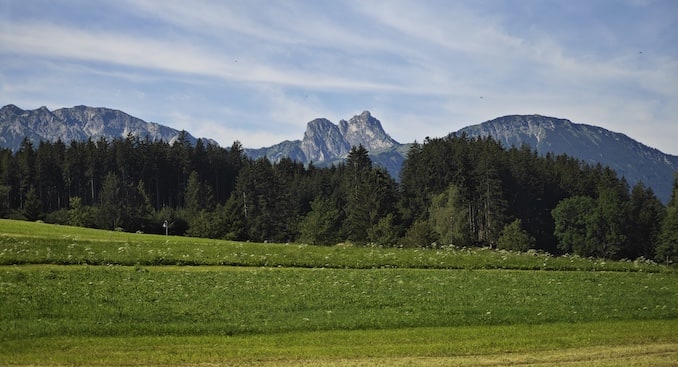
246;111;402;176
456;115;678;203
0;104;210;150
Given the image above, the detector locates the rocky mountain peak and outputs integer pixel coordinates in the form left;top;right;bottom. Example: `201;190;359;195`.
339;111;398;151
301;118;350;162
246;111;403;173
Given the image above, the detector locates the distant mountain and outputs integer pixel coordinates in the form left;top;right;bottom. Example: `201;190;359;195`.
0;104;213;150
248;112;677;203
4;104;674;203
456;115;678;203
246;111;405;177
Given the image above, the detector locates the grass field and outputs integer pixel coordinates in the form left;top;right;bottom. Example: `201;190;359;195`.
1;219;677;366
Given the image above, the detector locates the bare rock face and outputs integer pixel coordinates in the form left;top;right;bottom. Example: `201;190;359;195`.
301;118;350;163
0;104;210;150
247;111;400;167
338;111;399;152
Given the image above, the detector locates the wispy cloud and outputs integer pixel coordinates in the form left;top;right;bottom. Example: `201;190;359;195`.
1;0;676;153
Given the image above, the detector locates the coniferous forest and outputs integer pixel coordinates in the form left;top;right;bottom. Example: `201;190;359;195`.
1;132;676;263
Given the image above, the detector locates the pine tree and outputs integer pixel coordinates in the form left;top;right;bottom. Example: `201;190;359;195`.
343;145;373;244
587;187;627;259
22;185;42;221
624;183;664;259
98;172;123;230
552;195;596;256
657;174;678;264
185;171;204;215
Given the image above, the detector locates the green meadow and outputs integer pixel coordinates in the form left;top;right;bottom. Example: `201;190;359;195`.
1;219;677;366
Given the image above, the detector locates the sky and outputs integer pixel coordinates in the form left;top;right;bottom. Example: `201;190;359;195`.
1;0;677;154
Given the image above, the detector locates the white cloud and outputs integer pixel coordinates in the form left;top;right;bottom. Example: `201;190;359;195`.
1;0;676;154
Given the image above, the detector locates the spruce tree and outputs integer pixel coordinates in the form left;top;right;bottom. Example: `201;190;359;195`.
98;172;123;230
657;174;678;264
625;183;664;259
552;195;596;256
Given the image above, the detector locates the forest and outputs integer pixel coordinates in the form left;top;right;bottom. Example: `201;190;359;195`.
1;132;676;263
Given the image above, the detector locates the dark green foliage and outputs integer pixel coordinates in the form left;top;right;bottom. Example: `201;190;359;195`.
428;184;472;247
67;197;97;228
0;132;667;260
552;196;596;256
624;183;664;259
97;172;123;230
657;174;678;264
185;208;228;239
497;219;535;251
22;186;42;221
587;188;628;259
367;213;400;247
400;220;438;248
299;197;341;245
340;145;399;245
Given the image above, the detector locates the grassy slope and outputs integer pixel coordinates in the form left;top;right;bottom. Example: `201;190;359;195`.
0;219;669;271
0;219;677;366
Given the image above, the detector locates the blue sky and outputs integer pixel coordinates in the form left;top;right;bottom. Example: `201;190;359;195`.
1;0;677;154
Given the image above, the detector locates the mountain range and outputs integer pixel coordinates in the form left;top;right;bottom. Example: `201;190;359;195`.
1;104;676;203
0;104;211;149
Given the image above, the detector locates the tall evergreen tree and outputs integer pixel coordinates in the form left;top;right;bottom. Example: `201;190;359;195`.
343;145;373;243
471;140;508;246
552;195;596;256
16;138;35;210
22;185;42;221
624;183;664;259
98;172;123;230
657;174;678;264
587;187;628;258
185;171;205;215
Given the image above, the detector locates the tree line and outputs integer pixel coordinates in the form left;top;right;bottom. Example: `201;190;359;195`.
1;132;676;263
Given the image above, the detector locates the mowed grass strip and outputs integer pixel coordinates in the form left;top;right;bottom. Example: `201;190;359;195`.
2;320;676;366
0;219;671;272
1;266;676;340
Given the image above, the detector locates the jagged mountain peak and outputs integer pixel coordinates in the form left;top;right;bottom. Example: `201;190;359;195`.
246;111;404;176
301;118;349;163
339;111;398;151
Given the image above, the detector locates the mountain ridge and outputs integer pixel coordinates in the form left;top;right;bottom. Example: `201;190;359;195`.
1;104;675;203
0;104;213;150
456;114;678;203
